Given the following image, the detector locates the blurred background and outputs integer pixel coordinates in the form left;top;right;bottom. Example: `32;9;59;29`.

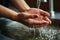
26;0;60;12
0;0;60;40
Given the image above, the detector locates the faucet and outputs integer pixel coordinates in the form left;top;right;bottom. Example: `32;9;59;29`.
41;0;47;2
41;0;55;18
49;0;55;18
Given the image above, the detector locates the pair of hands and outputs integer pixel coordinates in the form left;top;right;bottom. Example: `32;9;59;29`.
16;8;51;28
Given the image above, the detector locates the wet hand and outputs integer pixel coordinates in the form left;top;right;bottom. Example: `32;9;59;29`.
16;11;51;28
25;8;50;16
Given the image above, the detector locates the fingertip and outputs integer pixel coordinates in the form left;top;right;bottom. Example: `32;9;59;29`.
45;12;50;16
40;11;50;16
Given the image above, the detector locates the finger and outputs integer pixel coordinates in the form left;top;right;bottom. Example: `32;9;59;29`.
18;13;39;19
43;17;52;24
26;14;39;18
27;19;49;25
39;9;50;16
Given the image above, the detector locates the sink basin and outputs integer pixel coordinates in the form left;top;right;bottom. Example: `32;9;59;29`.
0;18;60;40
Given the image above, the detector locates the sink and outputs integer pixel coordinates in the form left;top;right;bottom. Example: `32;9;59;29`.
0;17;60;40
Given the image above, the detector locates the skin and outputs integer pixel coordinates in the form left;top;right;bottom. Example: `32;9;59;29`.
0;0;51;27
10;0;30;12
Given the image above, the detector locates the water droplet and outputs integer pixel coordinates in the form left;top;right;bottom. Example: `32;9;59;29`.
42;38;44;39
36;38;38;39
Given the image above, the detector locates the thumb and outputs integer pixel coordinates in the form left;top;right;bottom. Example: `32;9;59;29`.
18;13;39;19
25;13;39;18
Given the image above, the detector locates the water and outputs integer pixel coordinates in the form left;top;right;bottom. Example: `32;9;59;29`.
29;0;42;40
1;19;60;40
1;0;59;40
37;0;41;9
29;26;60;40
29;0;57;40
30;0;43;40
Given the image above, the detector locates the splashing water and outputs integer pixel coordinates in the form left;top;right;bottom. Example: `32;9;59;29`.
29;0;42;40
29;0;58;40
37;0;41;9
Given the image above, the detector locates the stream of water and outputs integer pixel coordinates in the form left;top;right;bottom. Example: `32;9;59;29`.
29;0;58;40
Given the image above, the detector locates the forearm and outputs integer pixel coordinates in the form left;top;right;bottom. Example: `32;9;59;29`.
10;0;30;12
0;5;18;20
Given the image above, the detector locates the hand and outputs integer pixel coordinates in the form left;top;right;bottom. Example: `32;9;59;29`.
24;8;51;27
16;11;51;28
25;8;50;17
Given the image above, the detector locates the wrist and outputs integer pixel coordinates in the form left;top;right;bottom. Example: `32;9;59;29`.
20;7;31;12
24;8;36;12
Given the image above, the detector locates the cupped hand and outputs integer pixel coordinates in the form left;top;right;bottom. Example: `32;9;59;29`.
25;8;50;17
16;11;51;28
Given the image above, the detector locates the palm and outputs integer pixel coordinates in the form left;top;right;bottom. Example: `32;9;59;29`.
16;8;51;28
